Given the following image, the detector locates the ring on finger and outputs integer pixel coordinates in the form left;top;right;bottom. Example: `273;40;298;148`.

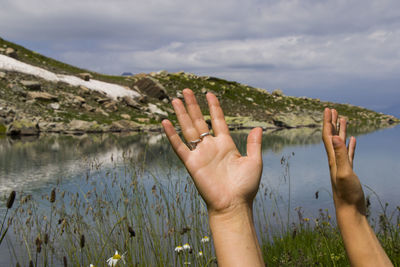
188;139;202;150
199;132;211;139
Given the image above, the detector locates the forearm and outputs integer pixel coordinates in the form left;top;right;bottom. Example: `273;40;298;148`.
336;207;393;267
208;204;265;267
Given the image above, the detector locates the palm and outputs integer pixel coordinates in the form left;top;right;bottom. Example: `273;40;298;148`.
162;89;262;213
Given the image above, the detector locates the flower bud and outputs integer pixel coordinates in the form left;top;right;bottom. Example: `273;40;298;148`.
7;191;16;209
80;234;85;248
50;188;56;203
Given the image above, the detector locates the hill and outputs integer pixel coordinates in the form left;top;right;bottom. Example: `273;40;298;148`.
0;37;398;136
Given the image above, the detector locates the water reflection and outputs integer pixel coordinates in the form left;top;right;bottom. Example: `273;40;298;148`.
0;125;393;195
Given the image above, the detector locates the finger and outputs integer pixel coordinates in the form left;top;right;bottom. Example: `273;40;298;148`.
182;88;210;135
332;136;353;178
348;136;356;168
331;109;338;135
162;120;190;162
206;92;230;136
246;127;263;164
338;117;347;141
171;98;200;143
322;108;335;167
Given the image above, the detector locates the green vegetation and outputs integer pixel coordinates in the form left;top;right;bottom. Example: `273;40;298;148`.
3;154;399;266
1;36;398;134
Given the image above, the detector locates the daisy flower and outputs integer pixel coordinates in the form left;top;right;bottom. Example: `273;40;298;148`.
198;251;203;257
175;245;183;253
106;250;125;266
183;243;191;250
201;236;210;243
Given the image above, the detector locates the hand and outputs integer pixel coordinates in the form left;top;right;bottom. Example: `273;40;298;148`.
162;89;263;215
322;108;366;215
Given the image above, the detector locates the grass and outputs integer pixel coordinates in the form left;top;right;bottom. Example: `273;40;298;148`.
1;150;398;267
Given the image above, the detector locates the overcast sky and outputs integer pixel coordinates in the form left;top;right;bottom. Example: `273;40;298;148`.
1;0;399;116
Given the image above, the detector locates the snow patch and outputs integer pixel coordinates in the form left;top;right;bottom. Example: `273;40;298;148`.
0;54;140;99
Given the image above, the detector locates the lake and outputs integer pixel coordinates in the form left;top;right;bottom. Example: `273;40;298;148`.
0;125;399;265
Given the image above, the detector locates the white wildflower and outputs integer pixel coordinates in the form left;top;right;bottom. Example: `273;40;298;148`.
175;245;184;253
106;250;125;266
201;236;210;243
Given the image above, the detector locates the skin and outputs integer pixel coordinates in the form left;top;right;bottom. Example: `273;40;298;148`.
162;89;265;267
322;108;393;267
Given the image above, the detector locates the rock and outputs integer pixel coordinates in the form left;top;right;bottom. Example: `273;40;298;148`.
73;96;86;104
122;96;141;109
138;95;148;104
67;120;102;133
49;103;60;110
0;72;5;79
96;98;110;104
38;122;65;133
27;91;58;101
7;119;39;136
272;89;284;97
176;91;183;99
5;47;18;59
147;103;168;118
7;84;26;96
134;73;148;79
82;103;96;112
264;110;273;116
246;97;254;102
162;98;169;104
95;108;109;117
79;85;90;94
103;101;118;112
272;112;320;128
77;73;92;81
201;88;208;94
136;118;150;124
134;77;169;100
157;70;168;76
20;80;41;90
121;114;131;120
109;120;141;132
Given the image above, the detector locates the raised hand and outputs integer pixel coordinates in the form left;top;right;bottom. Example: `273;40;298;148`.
322;108;365;214
162;89;263;214
162;88;264;267
322;108;393;267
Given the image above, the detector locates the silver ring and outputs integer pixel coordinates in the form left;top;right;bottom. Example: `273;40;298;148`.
188;139;202;150
199;132;211;139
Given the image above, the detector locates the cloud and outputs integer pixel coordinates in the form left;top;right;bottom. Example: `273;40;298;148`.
1;0;400;114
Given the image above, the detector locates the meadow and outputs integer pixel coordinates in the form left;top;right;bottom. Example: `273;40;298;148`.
1;149;399;267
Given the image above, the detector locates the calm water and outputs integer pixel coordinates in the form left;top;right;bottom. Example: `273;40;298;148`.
0;125;399;264
0;126;399;214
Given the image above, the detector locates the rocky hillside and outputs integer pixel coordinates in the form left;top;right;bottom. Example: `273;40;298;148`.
0;37;398;136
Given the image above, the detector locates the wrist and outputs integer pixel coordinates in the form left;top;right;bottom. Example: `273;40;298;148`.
208;203;265;267
208;202;253;224
336;206;366;226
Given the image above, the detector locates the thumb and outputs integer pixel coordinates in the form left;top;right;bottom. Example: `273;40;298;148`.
247;127;262;161
332;136;352;177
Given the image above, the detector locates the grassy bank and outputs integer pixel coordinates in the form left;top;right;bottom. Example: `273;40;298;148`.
2;153;399;267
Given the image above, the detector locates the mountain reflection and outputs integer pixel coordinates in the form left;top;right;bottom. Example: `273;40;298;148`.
0;124;388;194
